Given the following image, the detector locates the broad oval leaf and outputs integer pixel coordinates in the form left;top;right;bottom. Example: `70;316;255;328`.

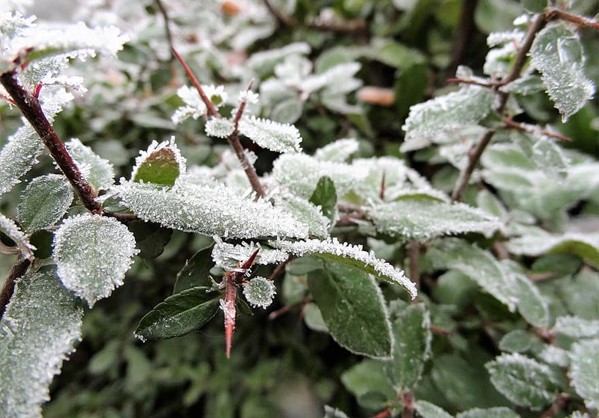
530;22;595;121
340;360;396;408
0;268;83;418
384;303;431;390
53;214;138;306
135;286;220;341
569;339;599;409
174;243;215;293
308;261;393;358
131;138;186;186
486;353;561;409
274;192;329;238
414;401;453;418
17;174;73;233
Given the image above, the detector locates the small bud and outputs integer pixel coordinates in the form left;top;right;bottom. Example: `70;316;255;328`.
243;276;276;309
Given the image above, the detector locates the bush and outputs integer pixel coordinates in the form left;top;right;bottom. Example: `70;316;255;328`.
1;0;598;417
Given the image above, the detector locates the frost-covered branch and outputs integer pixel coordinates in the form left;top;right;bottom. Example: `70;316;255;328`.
546;7;599;31
502;118;572;142
0;258;30;318
0;71;102;213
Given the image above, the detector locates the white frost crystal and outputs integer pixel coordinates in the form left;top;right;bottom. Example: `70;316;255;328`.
0;269;83;418
212;238;289;269
53;214;138;306
243;277;277;308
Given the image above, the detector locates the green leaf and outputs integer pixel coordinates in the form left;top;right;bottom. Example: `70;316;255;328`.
173;243;215;293
132;139;185;186
402;86;495;142
0;268;83;418
512;131;569;181
270;97;303;124
303;302;329;333
366;38;426;70
135;286;220;341
457;407;520;418
499;330;537;353
370;198;502;241
486;353;561;409
53;214;138;306
276;193;330;238
569;339;599;409
414;401;453;418
530;22;595;121
128;221;173;260
308;261;393;358
384;303;431;390
559;269;599;319
17;175;73;233
511;269;550;328
553;316;599;338
67;138;115;190
309;176;337;222
341;360;396;407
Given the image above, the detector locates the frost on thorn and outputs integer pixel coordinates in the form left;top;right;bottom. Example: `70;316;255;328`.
243;277;277;308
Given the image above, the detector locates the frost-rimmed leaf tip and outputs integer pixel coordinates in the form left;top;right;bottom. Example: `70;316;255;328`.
271;238;417;299
130;137;186;186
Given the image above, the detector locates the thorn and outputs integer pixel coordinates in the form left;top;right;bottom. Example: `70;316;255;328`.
33;82;43;98
379;171;386;200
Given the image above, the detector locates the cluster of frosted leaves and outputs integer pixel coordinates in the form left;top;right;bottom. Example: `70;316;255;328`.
569;339;599;409
130;138;186;186
0;269;83;418
116;179;308;239
270;238;416;299
211;237;288;270
238;116;302;153
0;212;34;260
481;143;599;221
171;85;227;124
242;277;277;308
246;42;311;76
16;174;73;233
530;22;595;121
52;214;138;307
66;139;114;191
484;30;523;78
0;86;73;198
369;196;502;241
402;85;496;142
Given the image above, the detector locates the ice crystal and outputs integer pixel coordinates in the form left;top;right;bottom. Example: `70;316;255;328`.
212;237;288;269
270;238;416;299
237;90;259;104
0;269;83;418
243;277;277;308
0;212;35;260
239;116;302;153
66;138;114;191
117;181;309;239
205;117;235;138
53;214;138;307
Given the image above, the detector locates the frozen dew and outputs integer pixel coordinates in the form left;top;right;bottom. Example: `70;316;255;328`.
243;277;277;308
553;316;599;338
273;192;330;238
238;116;302;153
53;214;138;307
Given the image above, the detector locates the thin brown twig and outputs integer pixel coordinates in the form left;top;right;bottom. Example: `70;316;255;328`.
539;393;569;418
172;48;219;117
267;256;291;282
546;7;599;30
0;258;31;318
0;71;102;213
451;14;547;201
407;241;420;293
502;118;572;142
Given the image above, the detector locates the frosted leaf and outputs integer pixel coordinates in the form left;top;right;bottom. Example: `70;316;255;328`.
569;339;599;409
0;269;83;418
117;181;309;239
369;198;502;241
53;214;138;306
553;316;599;338
17;174;73;233
239;116;302;153
487;353;561;409
314;138;360;162
270;238;416;299
237;90;259;104
538;345;569;368
414;400;453;418
530;22;595;121
172;85;227;124
511;269;549;328
243;277;276;308
402;85;495;142
211;237;288;269
205;117;235;138
246;42;310;76
484;43;518;78
500;75;545;96
130;137;186;187
301;62;362;96
323;406;350;418
569;413;590;418
487;30;524;47
0;212;35;260
273;192;330;238
66;138;114;191
457;407;520;418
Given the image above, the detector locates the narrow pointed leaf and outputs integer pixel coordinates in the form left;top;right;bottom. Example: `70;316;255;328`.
17;174;73;233
53;214;138;306
135;286;220;341
569;339;599;409
0;269;83;418
486;353;561;409
0;213;35;260
308;261;393;358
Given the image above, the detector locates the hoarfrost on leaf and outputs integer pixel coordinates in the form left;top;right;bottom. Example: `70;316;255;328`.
530;22;595;121
243;277;276;308
66;138;114;191
314;138;360;162
457;407;520;418
239;116;302;153
0;268;83;418
270;238;416;299
273;192;330;238
413;400;453;418
553;316;599;338
211;237;288;269
569;339;599;409
205;117;235;138
53;214;138;306
131;137;186;187
17;174;73;233
0;212;35;260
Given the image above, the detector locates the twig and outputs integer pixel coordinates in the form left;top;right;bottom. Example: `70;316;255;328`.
172;48;219;117
0;258;31;318
261;0;296;27
370;408;393;418
0;71;102;214
154;0;176;63
267;256;291;281
400;391;414;418
448;0;479;75
502;118;572;142
447;77;498;88
407;241;420;292
451;14;547;201
539;393;569;418
546;7;599;30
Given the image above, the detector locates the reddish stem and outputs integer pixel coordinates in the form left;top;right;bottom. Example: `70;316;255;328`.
0;258;31;318
172;48;219;117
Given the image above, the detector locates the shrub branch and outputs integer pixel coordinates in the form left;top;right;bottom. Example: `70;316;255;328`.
0;258;31;318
